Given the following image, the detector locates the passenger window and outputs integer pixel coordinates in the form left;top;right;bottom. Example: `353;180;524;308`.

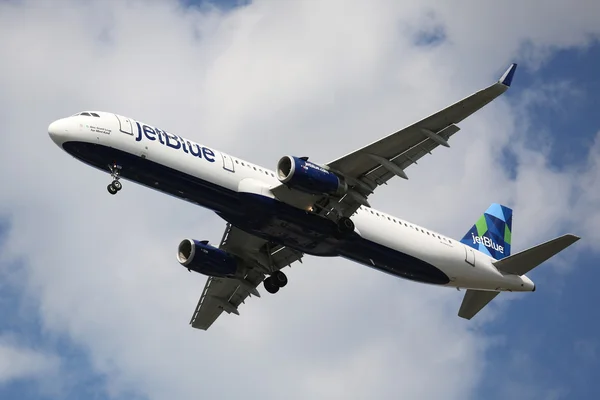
235;160;239;164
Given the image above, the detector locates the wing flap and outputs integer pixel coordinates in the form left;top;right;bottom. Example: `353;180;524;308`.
363;124;461;186
327;64;516;192
190;268;268;330
189;277;228;330
189;223;303;330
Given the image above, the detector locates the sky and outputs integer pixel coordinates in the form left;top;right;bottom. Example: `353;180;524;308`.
0;0;599;399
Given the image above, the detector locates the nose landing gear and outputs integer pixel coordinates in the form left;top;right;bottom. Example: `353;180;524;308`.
107;181;122;194
107;163;123;195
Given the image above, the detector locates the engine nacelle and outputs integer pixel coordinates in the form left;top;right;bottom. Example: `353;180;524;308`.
277;155;347;196
177;239;240;278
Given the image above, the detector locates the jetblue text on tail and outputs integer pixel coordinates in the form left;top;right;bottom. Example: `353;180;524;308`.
471;232;504;254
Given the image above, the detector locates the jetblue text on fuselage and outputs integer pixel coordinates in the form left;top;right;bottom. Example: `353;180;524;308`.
471;233;504;254
134;122;216;162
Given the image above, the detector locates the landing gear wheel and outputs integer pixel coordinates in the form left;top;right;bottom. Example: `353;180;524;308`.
271;271;288;288
337;217;355;234
263;277;280;294
107;163;123;195
107;184;118;195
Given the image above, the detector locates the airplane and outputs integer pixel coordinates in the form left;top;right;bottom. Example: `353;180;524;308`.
47;63;580;330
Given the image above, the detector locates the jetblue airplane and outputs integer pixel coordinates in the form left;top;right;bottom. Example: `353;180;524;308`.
48;64;579;330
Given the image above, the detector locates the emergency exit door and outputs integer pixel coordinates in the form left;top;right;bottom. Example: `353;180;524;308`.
221;153;235;172
465;246;476;266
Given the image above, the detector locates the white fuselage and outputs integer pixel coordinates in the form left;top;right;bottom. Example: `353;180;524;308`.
47;111;535;293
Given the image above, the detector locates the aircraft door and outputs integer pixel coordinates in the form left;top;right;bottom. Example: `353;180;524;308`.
222;153;235;172
465;246;475;266
114;114;133;136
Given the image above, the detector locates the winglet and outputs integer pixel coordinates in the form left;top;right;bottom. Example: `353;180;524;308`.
499;63;517;87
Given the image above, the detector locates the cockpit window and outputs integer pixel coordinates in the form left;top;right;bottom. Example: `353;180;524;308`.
72;112;100;117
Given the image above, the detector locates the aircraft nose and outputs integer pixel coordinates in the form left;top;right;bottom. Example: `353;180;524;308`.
48;118;68;145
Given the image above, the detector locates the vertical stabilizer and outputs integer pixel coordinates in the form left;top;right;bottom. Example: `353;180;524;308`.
460;203;512;260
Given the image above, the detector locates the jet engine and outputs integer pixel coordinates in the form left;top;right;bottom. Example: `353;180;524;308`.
276;155;347;196
177;239;240;278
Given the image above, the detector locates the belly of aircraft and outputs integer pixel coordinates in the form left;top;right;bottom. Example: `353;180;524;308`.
221;211;447;286
220;211;342;256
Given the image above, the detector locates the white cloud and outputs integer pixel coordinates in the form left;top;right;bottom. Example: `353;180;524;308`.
0;334;60;385
0;0;599;399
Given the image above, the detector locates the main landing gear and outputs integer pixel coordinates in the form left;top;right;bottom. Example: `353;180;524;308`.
263;270;288;294
307;203;355;236
335;216;355;237
337;216;355;233
107;163;123;195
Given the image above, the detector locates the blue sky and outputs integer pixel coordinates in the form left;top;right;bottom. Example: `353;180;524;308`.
475;45;600;400
516;48;600;169
0;1;599;399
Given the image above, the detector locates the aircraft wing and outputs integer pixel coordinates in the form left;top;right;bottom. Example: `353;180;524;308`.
189;223;303;330
322;64;517;216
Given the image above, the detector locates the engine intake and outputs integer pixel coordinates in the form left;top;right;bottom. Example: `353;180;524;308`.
177;239;240;278
277;155;347;196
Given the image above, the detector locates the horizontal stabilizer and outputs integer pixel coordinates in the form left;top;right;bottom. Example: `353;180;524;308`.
458;289;500;320
493;234;580;276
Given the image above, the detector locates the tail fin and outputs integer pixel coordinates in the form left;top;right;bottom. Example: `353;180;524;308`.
458;233;580;320
460;203;513;260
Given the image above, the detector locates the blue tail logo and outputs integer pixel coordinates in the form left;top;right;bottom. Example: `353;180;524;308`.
460;203;512;260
